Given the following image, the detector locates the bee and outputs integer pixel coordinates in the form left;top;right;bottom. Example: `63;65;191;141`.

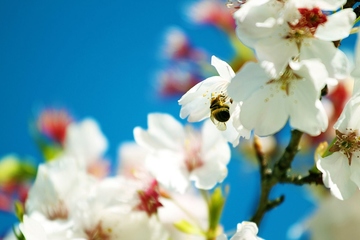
210;94;232;131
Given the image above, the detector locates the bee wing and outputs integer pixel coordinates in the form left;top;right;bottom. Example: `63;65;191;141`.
210;115;217;125
211;115;227;131
216;122;227;131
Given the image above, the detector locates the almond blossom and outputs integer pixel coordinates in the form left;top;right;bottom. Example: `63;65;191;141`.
228;59;328;136
317;92;360;200
24;154;169;240
158;193;209;240
26;156;94;221
117;142;211;240
70;177;169;240
18;215;61;240
134;113;230;193
178;55;250;146
234;0;355;79
64;118;108;169
218;221;263;240
24;156;95;239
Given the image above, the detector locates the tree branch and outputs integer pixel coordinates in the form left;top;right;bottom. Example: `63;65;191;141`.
343;0;358;9
279;171;323;185
250;130;303;226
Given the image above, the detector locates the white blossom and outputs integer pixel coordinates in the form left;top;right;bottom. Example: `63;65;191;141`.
158;193;209;240
228;59;328;136
179;55;250;146
64;118;108;167
70;176;169;240
234;0;355;79
26;156;95;222
19;215;48;240
220;221;263;240
134;113;230;193
317;92;360;200
117;142;153;181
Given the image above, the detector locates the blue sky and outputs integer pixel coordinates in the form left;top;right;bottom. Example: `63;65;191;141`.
1;1;357;239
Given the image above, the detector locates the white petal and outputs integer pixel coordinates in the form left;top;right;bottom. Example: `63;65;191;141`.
148;113;185;145
146;151;189;193
231;221;262;240
201;120;231;165
317;152;357;200
19;216;47;240
300;39;350;80
315;9;355;41
211;56;235;80
179;76;228;122
64;118;108;163
133;127;165;151
234;0;283;47
228;62;270;102
289;59;328;92
190;160;227;190
184;120;231;189
255;37;298;75
354;30;360;72
134;114;185;151
350;152;360;188
225;102;251;147
352;66;360;94
334;93;360;132
288;80;328;136
240;84;288;136
217;234;228;240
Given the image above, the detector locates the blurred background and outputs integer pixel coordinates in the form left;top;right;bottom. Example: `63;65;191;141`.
0;0;358;239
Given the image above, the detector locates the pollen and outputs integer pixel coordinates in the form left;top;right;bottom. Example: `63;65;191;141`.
266;65;301;96
286;8;327;42
329;129;360;165
85;222;111;240
45;200;69;220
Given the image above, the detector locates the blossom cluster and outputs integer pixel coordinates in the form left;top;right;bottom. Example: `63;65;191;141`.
3;111;262;240
180;0;356;141
178;0;360;204
3;0;360;239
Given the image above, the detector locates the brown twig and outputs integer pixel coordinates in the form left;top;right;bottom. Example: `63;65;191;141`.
343;0;358;9
250;130;304;226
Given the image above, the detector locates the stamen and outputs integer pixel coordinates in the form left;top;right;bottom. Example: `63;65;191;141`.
266;65;301;95
45;200;68;220
286;8;327;42
329;129;360;165
85;222;111;240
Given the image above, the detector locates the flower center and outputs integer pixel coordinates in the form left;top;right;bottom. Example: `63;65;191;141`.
286;8;327;46
267;65;301;95
184;127;204;172
329;129;360;165
135;180;163;216
45;200;68;220
85;222;111;240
